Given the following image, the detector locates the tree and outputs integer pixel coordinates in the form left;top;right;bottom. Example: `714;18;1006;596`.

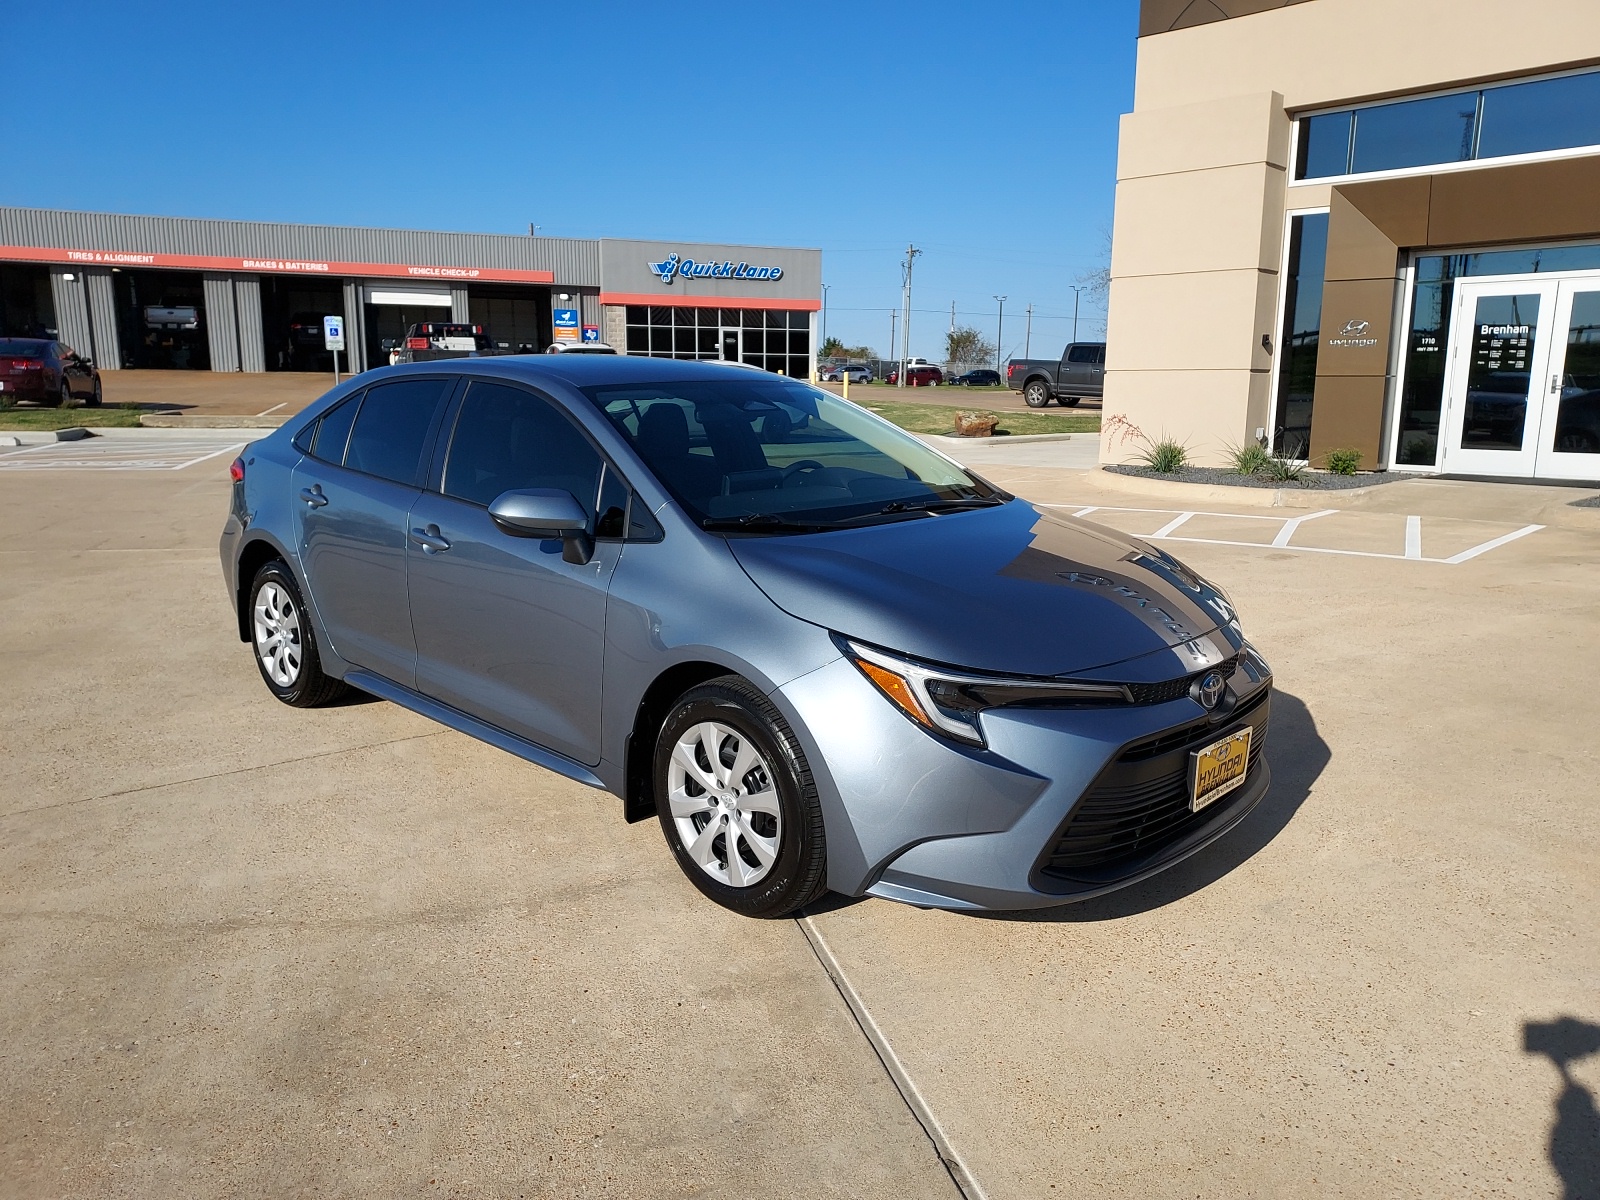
821;337;875;361
945;325;996;366
1077;225;1114;306
821;336;848;358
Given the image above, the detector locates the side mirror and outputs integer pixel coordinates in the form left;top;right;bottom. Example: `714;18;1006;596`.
488;489;593;564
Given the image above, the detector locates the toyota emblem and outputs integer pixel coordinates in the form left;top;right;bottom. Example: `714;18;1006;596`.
1193;671;1226;711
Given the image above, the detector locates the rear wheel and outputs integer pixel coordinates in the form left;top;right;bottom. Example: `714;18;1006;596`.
654;677;828;918
1059;395;1081;407
1024;380;1051;407
47;381;69;409
248;560;348;707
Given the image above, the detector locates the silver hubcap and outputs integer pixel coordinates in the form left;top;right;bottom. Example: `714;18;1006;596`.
253;581;303;687
667;721;781;888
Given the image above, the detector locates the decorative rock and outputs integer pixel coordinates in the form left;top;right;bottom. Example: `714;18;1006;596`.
953;411;999;438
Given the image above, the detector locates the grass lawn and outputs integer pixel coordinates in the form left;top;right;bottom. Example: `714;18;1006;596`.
0;406;145;431
860;398;1100;437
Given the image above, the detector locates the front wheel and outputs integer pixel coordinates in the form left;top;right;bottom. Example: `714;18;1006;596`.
654;677;828;918
248;560;348;707
1024;380;1051;407
87;379;102;407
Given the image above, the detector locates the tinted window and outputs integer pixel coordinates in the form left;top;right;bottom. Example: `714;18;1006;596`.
344;378;449;484
1297;111;1352;179
1273;213;1329;457
0;340;47;358
1351;92;1477;174
442;380;603;513
1066;345;1097;363
1479;71;1600;158
308;392;362;462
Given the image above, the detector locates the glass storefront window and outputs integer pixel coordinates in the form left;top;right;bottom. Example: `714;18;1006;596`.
1296;67;1600;181
621;304;811;377
1273;213;1328;456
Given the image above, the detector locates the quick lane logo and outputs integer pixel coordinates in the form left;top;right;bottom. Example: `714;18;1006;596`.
647;252;784;285
1326;317;1379;349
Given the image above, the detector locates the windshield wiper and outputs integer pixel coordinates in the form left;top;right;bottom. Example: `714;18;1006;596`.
899;496;1008;513
700;513;836;533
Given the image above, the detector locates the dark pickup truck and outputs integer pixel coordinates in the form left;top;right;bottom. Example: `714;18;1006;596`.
1005;342;1105;407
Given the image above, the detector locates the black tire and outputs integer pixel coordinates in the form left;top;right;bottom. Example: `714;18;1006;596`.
46;381;68;409
653;676;828;918
1059;395;1081;407
87;379;102;407
246;560;348;707
1023;380;1051;407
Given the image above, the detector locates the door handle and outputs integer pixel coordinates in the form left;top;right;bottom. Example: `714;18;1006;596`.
299;485;328;508
410;524;451;554
1551;374;1561;395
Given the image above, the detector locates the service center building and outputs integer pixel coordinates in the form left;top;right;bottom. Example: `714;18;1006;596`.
1105;0;1600;483
0;208;821;379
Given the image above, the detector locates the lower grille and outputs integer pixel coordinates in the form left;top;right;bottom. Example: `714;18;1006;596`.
1035;687;1270;886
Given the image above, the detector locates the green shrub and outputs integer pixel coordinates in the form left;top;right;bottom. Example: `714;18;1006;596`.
1262;455;1305;482
1324;446;1363;475
1139;438;1189;474
1225;440;1271;475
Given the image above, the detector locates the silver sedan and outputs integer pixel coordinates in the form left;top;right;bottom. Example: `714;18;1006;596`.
219;357;1270;916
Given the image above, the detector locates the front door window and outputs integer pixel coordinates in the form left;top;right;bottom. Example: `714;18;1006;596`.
1459;293;1540;452
1547;291;1600;458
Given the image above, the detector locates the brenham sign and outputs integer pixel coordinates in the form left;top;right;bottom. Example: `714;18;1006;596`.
647;252;784;285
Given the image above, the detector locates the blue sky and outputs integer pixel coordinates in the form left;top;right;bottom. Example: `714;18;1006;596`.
7;1;1137;362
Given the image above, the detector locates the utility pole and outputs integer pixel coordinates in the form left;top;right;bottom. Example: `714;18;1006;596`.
899;244;920;387
1024;303;1033;359
889;309;897;371
820;282;830;353
993;295;1007;372
1067;285;1085;343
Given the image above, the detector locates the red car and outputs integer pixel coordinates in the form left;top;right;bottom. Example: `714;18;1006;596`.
886;365;943;387
0;338;102;407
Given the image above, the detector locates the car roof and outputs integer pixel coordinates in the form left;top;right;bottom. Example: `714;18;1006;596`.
364;353;807;390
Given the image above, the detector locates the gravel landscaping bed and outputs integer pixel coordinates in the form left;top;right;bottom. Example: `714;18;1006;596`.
1106;463;1407;490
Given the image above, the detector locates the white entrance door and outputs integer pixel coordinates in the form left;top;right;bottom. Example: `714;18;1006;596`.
1535;283;1600;480
1441;277;1600;480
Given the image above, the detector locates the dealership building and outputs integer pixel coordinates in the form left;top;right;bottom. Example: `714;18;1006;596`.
1105;0;1600;481
0;207;820;379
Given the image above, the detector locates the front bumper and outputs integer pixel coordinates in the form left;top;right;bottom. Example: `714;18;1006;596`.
775;653;1273;911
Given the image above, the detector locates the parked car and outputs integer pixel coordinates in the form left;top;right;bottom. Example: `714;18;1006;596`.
545;341;617;354
0;338;101;407
288;312;332;351
950;369;1003;387
1006;342;1106;406
820;364;873;383
886;365;943;387
220;357;1270;917
388;323;498;365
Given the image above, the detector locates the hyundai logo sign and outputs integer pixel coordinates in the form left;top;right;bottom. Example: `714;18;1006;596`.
648;252;784;285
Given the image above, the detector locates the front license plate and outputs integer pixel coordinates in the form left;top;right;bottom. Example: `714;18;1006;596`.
1190;727;1252;812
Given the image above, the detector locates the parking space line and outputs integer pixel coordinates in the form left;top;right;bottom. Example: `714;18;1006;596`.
256;402;287;416
797;914;984;1200
1045;502;1543;565
1405;515;1423;560
1442;523;1545;564
1272;508;1338;547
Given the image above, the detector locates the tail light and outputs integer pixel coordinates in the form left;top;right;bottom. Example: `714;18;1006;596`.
406;337;429;349
13;359;43;371
229;456;245;483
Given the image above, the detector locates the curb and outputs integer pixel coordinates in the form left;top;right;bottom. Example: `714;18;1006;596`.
140;413;288;429
1090;465;1401;509
55;426;94;441
923;431;1078;447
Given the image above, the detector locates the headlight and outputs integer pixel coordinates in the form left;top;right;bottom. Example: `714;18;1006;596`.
841;639;1129;747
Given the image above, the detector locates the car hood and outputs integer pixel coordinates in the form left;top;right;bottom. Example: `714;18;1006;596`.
726;500;1241;678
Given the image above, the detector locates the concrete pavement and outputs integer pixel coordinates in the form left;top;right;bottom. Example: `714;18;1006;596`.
1;439;1596;1198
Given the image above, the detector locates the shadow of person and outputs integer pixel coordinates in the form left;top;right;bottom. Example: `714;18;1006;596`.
975;688;1330;923
1524;1016;1600;1199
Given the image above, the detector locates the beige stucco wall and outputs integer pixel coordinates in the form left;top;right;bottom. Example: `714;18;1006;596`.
1101;0;1600;467
1102;91;1290;466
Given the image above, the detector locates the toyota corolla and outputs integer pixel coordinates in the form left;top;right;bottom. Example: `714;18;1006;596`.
219;356;1271;917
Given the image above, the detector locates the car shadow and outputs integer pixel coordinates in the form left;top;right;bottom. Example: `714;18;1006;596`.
975;688;1328;923
1524;1016;1600;1198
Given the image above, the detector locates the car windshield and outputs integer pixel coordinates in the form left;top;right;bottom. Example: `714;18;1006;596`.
581;378;1001;530
0;340;47;358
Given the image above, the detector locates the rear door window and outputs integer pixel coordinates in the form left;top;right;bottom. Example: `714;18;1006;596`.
344;378;452;485
300;392;363;462
1066;345;1097;363
441;380;603;514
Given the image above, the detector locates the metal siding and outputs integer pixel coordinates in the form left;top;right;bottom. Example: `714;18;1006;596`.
203;273;240;373
450;285;470;323
0;207;600;285
234;276;265;372
84;269;121;370
579;291;601;328
48;270;93;357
